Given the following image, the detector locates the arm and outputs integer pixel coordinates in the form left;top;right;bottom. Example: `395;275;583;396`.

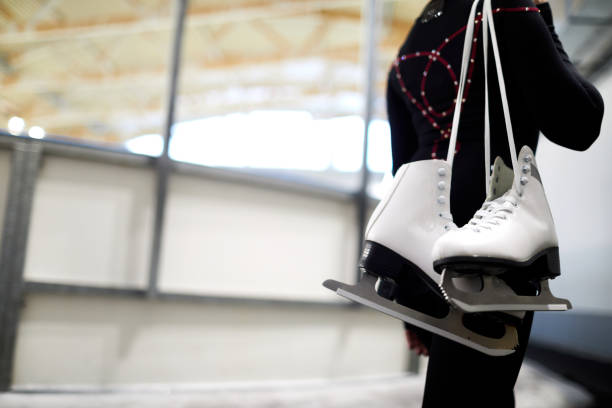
535;2;571;63
387;78;418;175
537;2;602;116
495;0;604;151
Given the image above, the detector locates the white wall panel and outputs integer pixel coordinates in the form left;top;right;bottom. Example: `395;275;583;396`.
13;293;408;386
159;175;358;301
536;72;612;314
23;157;154;287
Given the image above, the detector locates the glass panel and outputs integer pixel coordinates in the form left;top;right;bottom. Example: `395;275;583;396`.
159;174;358;300
24;157;154;288
168;0;366;191
0;0;172;149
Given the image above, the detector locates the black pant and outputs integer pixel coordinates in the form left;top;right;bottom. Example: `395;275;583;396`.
421;312;534;408
396;274;535;407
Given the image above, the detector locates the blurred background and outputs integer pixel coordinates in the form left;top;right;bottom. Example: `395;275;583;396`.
0;0;610;407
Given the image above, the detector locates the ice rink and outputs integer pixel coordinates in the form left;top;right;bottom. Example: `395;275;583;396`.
0;363;593;408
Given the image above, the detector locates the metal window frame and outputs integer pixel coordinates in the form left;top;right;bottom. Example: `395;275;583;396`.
0;141;42;391
0;0;383;391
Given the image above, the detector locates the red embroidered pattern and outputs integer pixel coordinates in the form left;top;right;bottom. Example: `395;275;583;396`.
392;7;539;158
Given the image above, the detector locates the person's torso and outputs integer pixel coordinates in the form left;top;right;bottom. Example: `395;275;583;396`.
388;0;541;224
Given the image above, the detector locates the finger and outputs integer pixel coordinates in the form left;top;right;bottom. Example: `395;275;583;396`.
409;332;419;349
415;344;424;355
406;331;414;346
418;342;429;356
408;338;416;350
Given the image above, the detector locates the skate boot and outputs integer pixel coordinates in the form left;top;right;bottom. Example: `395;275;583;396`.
432;148;572;312
324;159;519;356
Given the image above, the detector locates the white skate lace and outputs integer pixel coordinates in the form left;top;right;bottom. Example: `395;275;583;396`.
467;191;518;232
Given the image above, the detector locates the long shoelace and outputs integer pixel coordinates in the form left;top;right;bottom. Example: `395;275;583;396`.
467;190;519;232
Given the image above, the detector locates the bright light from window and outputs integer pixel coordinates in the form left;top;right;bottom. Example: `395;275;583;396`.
167;111;367;172
28;126;46;139
124;111;393;176
369;171;394;200
124;133;163;156
367;120;391;173
8;116;25;135
322;115;364;172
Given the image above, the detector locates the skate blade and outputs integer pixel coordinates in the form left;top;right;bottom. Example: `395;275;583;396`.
323;274;518;356
440;271;572;313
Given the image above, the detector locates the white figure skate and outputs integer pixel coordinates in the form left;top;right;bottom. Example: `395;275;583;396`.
433;150;572;312
432;0;571;313
323;0;519;357
323;159;519;356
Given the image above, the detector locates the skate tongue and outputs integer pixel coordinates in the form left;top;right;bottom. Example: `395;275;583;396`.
486;156;513;201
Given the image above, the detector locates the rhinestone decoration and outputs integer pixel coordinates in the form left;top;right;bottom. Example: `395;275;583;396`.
391;7;539;160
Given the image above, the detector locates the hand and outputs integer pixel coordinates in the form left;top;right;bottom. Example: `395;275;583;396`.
405;329;429;356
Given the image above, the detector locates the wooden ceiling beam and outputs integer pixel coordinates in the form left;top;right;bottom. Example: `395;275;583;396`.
2;71;373;102
0;0;361;45
1;40;376;91
25;0;64;30
22;83;366;125
250;19;292;54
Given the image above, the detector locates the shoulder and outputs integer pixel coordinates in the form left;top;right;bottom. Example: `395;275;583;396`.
491;0;537;8
489;0;547;31
490;0;540;14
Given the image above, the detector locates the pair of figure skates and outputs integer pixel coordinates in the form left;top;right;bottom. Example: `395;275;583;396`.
323;0;570;356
